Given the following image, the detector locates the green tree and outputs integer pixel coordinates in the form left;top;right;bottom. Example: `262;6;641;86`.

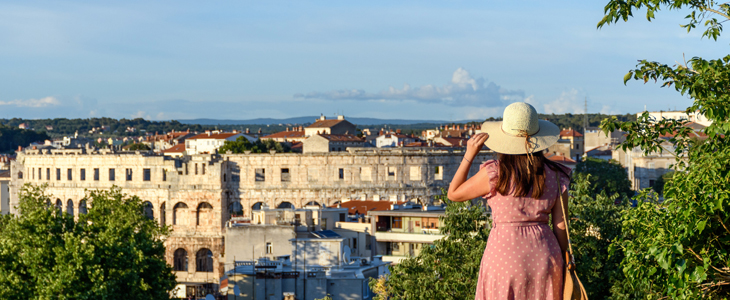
0;185;177;299
599;1;730;298
127;143;151;151
218;137;291;154
651;171;675;196
574;157;633;199
370;192;490;299
568;174;630;299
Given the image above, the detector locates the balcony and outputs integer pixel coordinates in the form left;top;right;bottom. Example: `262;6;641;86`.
373;231;443;243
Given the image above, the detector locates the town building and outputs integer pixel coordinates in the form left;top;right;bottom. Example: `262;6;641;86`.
302;134;365;153
643;110;712;126
584;127;625;149
260;127;307;143
547;128;584;162
368;205;447;264
0;170;9;215
375;133;417;148
185;131;257;155
304;115;357;137
145;130;196;152
224;243;389;300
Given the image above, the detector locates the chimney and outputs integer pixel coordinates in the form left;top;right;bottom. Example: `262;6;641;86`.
206;131;211;136
396;129;401;134
337;115;345;120
258;128;262;134
286;127;289;132
246;128;250;134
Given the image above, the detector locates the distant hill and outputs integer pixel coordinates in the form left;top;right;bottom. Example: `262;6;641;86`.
178;117;481;126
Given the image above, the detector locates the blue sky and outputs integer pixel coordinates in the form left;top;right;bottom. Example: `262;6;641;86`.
0;1;726;121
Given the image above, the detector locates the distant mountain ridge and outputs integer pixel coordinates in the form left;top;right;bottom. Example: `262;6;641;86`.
179;116;482;126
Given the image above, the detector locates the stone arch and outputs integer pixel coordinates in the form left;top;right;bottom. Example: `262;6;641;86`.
55;199;62;214
66;199;74;216
276;201;294;209
44;199;51;208
305;201;321;208
196;202;213;226
160;202;166;225
173;248;188;272
143;201;154;220
252;202;264;211
173;202;189;225
331;200;341;207
228;201;243;218
195;248;214;272
79;200;88;215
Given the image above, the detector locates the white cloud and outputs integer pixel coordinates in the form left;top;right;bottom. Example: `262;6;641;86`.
0;96;59;107
294;68;525;107
542;89;584;114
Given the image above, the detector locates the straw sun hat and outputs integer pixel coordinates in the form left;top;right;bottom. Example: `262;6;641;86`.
481;102;560;155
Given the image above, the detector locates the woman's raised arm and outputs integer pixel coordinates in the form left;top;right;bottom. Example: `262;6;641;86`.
447;133;492;202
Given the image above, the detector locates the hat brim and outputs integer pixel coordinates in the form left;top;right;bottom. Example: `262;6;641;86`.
480;120;560;154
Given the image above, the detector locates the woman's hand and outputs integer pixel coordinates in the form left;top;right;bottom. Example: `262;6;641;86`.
465;133;489;158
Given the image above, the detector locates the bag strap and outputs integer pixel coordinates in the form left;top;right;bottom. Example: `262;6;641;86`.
555;169;576;269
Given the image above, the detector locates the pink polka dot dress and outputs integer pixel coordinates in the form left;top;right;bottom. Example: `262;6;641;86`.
474;160;571;300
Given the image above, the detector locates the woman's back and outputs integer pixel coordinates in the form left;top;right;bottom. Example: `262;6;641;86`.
474;159;571;300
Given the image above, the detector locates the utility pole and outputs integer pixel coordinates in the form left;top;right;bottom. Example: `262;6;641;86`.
583;97;588;133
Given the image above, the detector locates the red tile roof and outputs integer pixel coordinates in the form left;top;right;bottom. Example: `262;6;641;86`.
188;132;240;140
261;131;305;139
162;144;186;153
560;129;583;138
333;200;407;215
307;119;346;128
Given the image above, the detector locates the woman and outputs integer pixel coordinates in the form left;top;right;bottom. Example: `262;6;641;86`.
448;102;571;300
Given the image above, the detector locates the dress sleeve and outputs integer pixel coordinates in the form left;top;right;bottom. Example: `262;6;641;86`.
480;160;499;198
558;165;573;194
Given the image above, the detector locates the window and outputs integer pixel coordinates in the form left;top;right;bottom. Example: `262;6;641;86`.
322;218;328;230
281;168;290;182
353;237;357;249
143;168;151;181
266;242;273;254
649;179;655;187
196;249;214;272
392;217;402;229
78;200;87;214
162;169;167;181
160;203;166;225
415;221;420;227
360;167;371;181
46;168;50;180
126;168;133;181
173;202;188;225
143;202;154;220
32;168;35;180
339;213;346;222
173;248;188;271
185;163;189;175
66;199;74;216
38;168;41;180
196;202;213;226
387;167;396;181
435;166;444;180
202;164;206;175
67;168;72;180
648;162;655;169
80;169;86;181
109;168;115;181
338;168;344;180
409;166;421;181
195;163;198;175
576;144;580;149
255;168;265;182
56;168;61;180
94;168;99;181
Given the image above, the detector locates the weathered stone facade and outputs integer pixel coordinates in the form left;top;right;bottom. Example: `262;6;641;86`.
9;146;492;291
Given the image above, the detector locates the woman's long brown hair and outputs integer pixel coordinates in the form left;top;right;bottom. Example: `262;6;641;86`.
495;151;571;198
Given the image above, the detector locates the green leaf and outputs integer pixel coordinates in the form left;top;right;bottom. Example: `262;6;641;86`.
623;71;633;84
697;219;706;233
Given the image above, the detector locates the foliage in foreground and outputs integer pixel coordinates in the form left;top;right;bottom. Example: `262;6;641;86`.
0;185;177;300
574;157;633;199
569;174;629;299
599;1;730;298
